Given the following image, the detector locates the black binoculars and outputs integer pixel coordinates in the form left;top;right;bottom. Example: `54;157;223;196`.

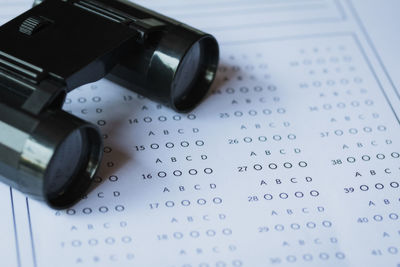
0;0;219;208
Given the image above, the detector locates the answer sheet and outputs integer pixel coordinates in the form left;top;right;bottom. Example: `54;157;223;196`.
1;0;400;266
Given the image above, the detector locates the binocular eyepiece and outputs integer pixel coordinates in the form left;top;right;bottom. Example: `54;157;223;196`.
0;0;219;208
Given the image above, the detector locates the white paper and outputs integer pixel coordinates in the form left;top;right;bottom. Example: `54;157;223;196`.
1;1;400;266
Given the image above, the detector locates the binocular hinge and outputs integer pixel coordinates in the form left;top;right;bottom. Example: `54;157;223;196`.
21;79;66;115
128;18;166;43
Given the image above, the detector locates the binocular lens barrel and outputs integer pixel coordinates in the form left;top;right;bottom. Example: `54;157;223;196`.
0;104;102;208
